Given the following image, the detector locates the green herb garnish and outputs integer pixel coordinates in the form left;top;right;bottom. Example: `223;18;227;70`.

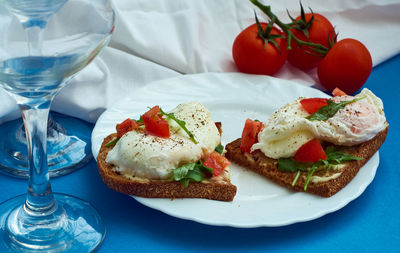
304;164;319;191
215;144;224;154
278;147;362;191
277;158;312;173
307;97;365;121
292;171;301;187
159;108;198;144
136;115;143;124
325;146;363;163
105;138;119;147
173;162;212;187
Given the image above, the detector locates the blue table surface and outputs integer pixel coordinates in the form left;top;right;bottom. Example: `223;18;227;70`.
1;54;399;253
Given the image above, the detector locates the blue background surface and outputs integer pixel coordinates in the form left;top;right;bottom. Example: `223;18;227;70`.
0;54;399;252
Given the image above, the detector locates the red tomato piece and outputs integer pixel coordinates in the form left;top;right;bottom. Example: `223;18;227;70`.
294;139;327;162
232;23;288;75
142;106;170;138
288;13;336;70
317;38;372;94
300;98;328;114
332;87;348;97
240;119;263;153
116;118;139;138
203;151;231;177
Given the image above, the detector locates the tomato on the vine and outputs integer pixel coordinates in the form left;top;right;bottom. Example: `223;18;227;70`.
317;38;372;94
232;23;288;75
288;13;335;70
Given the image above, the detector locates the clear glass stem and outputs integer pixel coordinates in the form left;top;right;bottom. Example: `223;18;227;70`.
3;99;71;249
27;26;43;55
20;101;56;215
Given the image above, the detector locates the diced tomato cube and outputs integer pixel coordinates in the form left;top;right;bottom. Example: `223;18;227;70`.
300;98;328;114
203;151;231;177
332;87;348;97
240;119;263;153
116;118;139;138
294;139;327;162
142;106;170;138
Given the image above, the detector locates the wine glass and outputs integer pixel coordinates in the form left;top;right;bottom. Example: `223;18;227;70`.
0;0;101;179
0;0;115;251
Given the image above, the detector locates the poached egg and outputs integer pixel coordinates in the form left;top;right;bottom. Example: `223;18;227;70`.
106;102;220;180
252;88;387;159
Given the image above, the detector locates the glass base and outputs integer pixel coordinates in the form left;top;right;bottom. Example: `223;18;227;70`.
0;193;105;252
0;112;92;178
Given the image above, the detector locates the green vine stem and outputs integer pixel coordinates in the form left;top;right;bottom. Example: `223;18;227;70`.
250;0;330;56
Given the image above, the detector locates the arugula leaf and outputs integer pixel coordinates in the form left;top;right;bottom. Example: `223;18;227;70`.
304;164;318;191
278;149;362;191
278;158;312;172
325;146;363;163
307;97;365;121
215;144;224;154
173;162;213;187
136;115;143;124
185;167;204;182
201;162;213;175
292;171;301;187
173;163;196;181
180;178;190;187
105;138;119;147
159;108;198;144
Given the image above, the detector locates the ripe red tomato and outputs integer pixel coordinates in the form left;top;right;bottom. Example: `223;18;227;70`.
232;23;288;75
300;98;328;114
240;119;263;153
116;118;139;138
294;139;327;162
288;13;335;70
142;106;170;138
203;151;231;177
317;38;372;94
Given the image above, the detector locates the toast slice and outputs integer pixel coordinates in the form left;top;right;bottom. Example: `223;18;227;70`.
97;132;237;202
225;126;388;197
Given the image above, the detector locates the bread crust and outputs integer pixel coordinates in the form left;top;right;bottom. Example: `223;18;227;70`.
97;133;237;202
225;127;388;197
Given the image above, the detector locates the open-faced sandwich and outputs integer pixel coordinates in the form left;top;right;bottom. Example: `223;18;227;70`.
225;88;388;197
97;102;237;201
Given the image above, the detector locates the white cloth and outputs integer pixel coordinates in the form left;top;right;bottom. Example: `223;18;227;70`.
1;0;400;123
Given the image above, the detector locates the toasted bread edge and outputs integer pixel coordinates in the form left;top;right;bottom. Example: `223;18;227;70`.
97;133;237;202
225;126;388;197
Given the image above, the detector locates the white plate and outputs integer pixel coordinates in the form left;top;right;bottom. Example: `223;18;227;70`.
91;73;379;228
